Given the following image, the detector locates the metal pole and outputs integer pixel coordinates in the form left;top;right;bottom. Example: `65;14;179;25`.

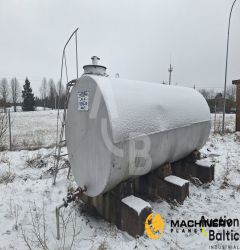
75;31;79;79
56;203;65;240
8;110;12;151
222;0;238;134
53;28;79;185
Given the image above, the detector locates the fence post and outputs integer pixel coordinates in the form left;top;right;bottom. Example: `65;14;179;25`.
214;102;217;133
8;110;12;151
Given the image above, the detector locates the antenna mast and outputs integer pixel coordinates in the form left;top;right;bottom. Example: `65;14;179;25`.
168;64;173;85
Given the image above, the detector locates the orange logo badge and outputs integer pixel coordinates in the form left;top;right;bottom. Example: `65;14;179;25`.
145;213;165;239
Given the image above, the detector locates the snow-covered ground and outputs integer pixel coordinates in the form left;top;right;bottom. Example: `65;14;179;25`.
0;111;239;249
6;110;62;149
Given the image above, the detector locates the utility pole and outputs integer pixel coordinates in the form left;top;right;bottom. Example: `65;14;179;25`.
168;64;173;85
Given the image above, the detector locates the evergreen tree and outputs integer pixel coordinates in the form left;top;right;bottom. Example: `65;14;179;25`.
22;78;35;111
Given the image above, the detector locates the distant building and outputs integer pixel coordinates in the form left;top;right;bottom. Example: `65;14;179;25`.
206;93;236;113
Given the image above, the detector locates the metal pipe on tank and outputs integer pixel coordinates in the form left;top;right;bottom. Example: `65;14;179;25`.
55;186;87;240
91;56;100;65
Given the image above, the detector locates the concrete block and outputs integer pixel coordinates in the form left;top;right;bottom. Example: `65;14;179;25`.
164;175;189;203
137;173;189;204
172;159;215;183
81;183;152;237
121;195;152;237
193;160;215;183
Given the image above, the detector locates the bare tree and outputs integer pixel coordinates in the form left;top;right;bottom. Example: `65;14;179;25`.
48;79;57;109
199;88;216;100
0;78;9;112
56;80;61;98
10;78;20;112
226;85;236;102
56;80;66;109
199;89;210;100
39;78;47;110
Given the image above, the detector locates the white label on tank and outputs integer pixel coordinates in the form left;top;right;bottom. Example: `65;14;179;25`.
77;91;89;111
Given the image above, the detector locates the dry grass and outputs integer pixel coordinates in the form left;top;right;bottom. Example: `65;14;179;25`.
7;199;21;230
21;202;49;250
97;241;109;250
0;112;8;150
12;136;45;151
25;153;47;169
212;114;235;134
220;154;230;189
0;162;16;184
234;133;240;142
21;202;81;250
0;171;16;184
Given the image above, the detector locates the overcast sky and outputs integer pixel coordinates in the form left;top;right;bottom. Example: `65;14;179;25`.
0;0;239;95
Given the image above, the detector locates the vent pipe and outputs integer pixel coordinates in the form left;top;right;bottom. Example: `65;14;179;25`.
91;56;99;65
83;56;107;76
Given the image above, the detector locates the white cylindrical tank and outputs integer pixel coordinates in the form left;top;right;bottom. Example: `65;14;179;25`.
66;75;211;197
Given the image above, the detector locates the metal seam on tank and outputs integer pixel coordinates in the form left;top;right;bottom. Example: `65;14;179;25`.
109;120;211;144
